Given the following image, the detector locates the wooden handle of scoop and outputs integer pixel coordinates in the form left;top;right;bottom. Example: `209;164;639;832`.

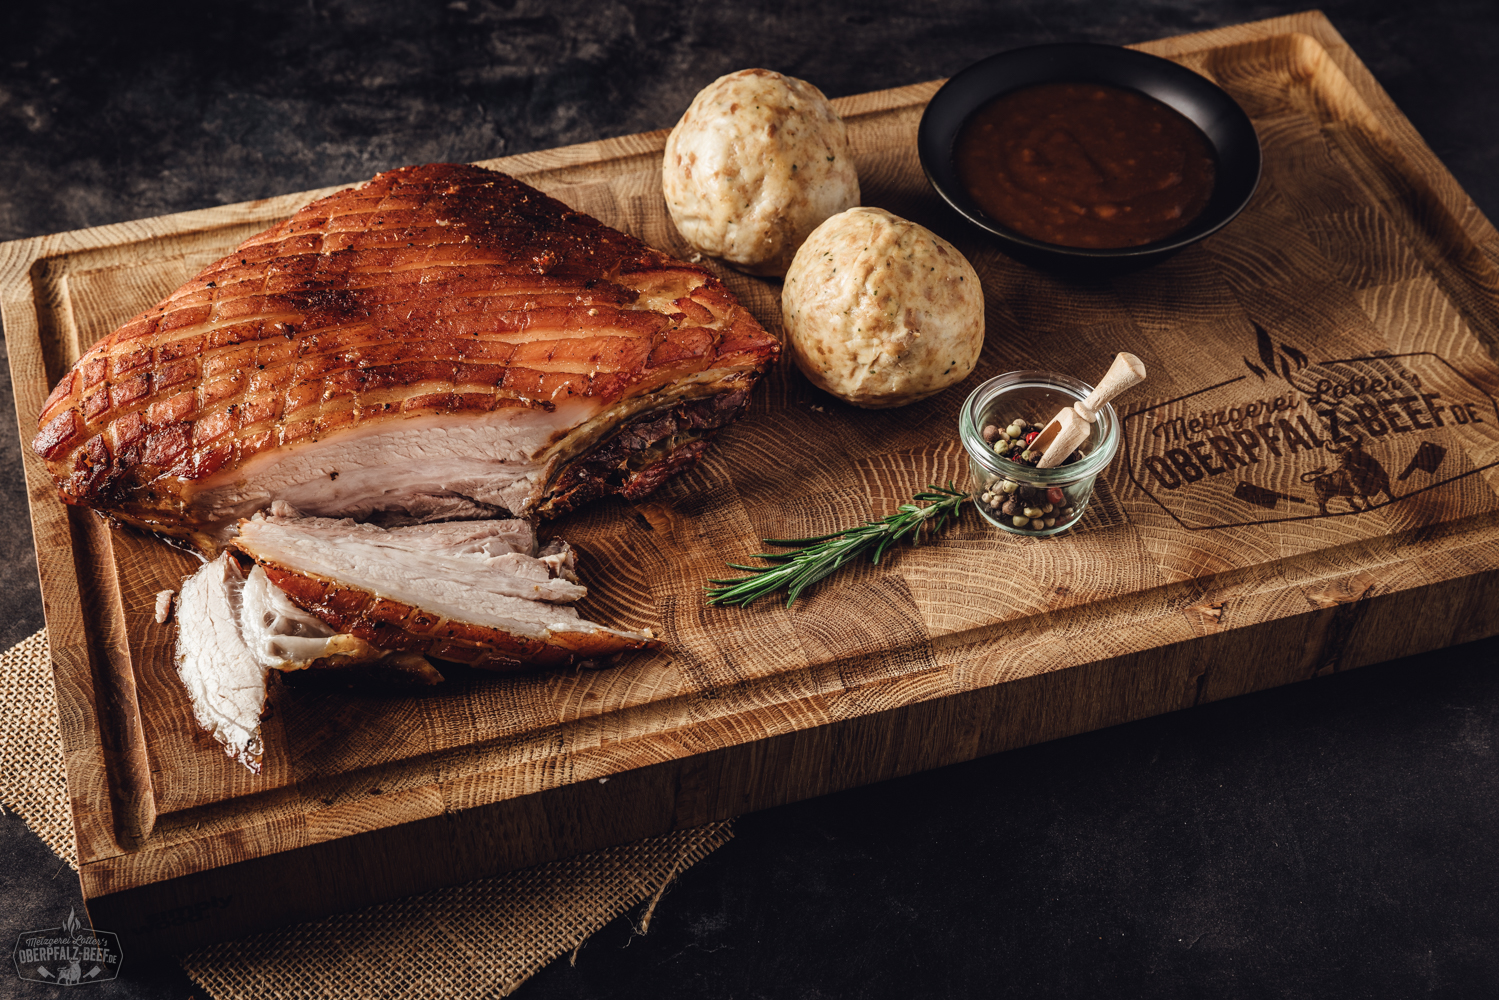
1035;353;1148;469
1073;352;1146;422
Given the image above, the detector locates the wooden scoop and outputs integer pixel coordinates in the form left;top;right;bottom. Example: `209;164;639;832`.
1033;353;1148;469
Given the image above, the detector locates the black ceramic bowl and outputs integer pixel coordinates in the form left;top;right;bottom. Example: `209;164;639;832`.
918;43;1261;272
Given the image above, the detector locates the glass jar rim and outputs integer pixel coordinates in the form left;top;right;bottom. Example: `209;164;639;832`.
959;370;1122;482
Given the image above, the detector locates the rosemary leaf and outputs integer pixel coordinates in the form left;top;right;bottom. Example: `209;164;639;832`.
704;482;970;608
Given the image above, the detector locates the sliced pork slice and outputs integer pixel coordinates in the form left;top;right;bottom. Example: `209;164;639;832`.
32;162;779;551
237;561;443;682
175;552;269;772
233;509;657;670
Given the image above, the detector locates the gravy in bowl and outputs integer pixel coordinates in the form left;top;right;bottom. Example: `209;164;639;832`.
954;82;1216;249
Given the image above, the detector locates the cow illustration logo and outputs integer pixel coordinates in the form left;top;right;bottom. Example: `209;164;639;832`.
1300;436;1394;515
1122;345;1499;530
12;907;123;986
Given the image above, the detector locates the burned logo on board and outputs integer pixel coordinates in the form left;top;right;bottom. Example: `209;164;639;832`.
1122;326;1499;529
12;907;122;986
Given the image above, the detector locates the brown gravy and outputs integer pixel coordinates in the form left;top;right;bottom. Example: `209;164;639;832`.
954;82;1216;249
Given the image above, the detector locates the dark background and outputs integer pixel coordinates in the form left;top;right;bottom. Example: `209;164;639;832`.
2;2;1498;997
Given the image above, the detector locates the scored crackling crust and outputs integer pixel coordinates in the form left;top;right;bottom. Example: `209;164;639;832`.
33;162;778;543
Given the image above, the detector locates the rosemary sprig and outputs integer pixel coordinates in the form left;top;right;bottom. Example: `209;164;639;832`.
705;482;970;608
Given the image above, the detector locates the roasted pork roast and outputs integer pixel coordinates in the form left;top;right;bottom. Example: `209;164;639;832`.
35;162;772;769
32;162;778;551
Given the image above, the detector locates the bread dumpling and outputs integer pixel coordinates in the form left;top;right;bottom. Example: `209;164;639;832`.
782;207;984;409
663;69;859;277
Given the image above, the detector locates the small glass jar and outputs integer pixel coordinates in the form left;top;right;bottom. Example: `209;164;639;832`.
959;370;1121;537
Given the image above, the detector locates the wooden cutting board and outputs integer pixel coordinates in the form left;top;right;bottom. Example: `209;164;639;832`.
6;11;1499;954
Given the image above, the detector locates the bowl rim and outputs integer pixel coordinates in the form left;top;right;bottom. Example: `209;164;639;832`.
917;41;1263;260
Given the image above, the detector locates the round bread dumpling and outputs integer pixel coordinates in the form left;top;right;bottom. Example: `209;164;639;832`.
783;207;985;409
663;68;859;277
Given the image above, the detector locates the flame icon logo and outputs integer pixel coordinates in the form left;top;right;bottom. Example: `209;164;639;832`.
1243;322;1309;382
62;908;81;938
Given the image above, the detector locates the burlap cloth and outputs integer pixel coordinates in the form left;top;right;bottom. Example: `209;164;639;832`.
0;628;732;998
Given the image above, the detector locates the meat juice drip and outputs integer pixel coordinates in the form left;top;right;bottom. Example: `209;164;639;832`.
954;82;1217;249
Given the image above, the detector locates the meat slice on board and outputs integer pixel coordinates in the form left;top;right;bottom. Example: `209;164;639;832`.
177;504;658;771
